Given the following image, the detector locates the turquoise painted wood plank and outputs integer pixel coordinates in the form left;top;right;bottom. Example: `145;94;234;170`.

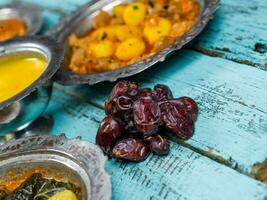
56;49;267;174
191;0;267;69
45;88;267;200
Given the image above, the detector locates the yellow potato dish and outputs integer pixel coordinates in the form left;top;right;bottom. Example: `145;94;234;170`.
68;0;200;74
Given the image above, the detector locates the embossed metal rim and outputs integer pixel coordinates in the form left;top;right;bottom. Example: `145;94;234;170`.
0;36;64;109
0;134;112;200
0;2;42;35
54;0;220;85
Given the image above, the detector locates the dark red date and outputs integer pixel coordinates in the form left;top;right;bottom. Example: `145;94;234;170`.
166;97;198;121
109;80;139;101
104;80;139;126
145;135;169;155
97;80;198;162
138;88;158;101
160;101;194;140
96;116;124;155
133;98;162;137
113;138;150;162
153;84;173;101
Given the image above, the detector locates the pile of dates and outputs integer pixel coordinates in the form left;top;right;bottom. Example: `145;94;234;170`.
96;80;198;162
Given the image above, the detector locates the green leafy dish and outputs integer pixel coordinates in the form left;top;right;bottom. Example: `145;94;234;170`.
0;173;80;200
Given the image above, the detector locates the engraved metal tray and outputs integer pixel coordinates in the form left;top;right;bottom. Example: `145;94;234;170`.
49;0;219;85
0;134;112;200
0;1;42;35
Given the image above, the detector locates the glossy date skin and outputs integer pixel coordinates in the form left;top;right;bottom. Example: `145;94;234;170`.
96;116;124;155
133;98;162;137
105;80;139;116
113;138;150;162
166;97;198;121
104;80;139;133
153;84;173;101
145;135;169;155
97;80;198;162
138;88;158;100
160;101;194;140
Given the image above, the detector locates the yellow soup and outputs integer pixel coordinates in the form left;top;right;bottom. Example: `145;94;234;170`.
0;53;47;103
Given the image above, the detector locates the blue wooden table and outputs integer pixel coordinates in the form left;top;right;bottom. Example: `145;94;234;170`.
2;0;267;199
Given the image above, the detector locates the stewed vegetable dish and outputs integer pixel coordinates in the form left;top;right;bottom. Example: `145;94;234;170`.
68;0;200;74
0;173;80;200
0;18;27;42
0;168;80;200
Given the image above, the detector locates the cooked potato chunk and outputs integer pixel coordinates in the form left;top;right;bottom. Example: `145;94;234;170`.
115;37;145;60
92;11;112;28
48;190;78;200
123;2;147;26
90;26;118;41
144;17;171;44
116;25;141;41
89;40;114;58
68;0;200;74
113;4;126;18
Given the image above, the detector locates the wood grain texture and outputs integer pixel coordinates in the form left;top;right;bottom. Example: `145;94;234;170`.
57;50;267;174
45;88;267;200
191;0;267;69
1;0;267;198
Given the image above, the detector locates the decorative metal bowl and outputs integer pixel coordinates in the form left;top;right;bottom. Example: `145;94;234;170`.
51;0;219;85
0;2;42;35
0;36;64;135
0;134;112;200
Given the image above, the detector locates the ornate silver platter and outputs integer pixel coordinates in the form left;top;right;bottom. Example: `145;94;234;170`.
0;2;42;35
50;0;219;85
0;134;112;200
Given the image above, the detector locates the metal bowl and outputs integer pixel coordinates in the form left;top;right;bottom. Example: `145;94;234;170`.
0;134;112;200
0;36;64;135
0;2;42;35
51;0;219;85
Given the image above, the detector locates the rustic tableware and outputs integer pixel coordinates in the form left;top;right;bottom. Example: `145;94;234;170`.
50;0;220;85
0;1;42;35
0;134;112;200
0;36;64;135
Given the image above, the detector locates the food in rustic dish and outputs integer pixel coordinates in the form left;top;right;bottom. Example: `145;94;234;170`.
68;0;200;74
96;80;198;162
0;172;80;200
0;18;27;42
0;53;47;103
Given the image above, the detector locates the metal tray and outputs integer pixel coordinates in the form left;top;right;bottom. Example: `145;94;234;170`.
0;36;64;109
0;2;42;35
49;0;219;85
0;134;112;200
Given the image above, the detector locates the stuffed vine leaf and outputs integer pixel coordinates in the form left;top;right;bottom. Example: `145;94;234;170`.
4;173;80;200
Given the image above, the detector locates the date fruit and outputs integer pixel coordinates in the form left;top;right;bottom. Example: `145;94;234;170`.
96;116;124;155
145;135;169;155
160;101;194;140
133;98;162;136
104;80;139;128
167;97;198;121
97;80;198;163
138;88;158;100
113;138;150;162
153;84;173;101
